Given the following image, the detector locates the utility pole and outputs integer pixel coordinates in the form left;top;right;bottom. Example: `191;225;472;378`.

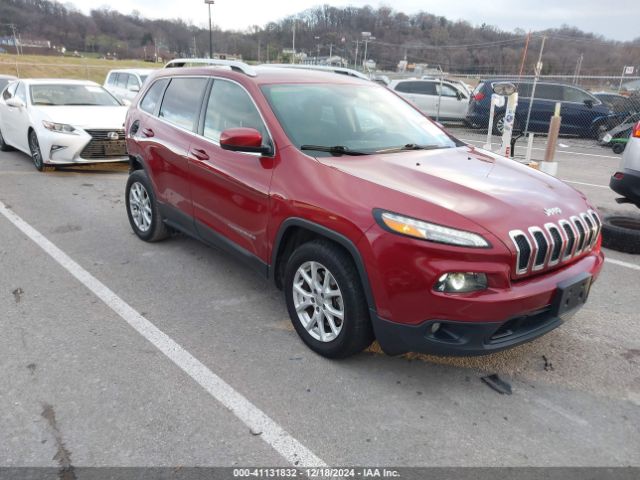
573;53;583;84
257;39;261;63
328;43;333;58
353;40;359;70
292;23;295;64
524;35;546;135
315;36;320;64
205;0;214;59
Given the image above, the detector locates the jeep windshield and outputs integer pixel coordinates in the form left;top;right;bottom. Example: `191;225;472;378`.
261;83;459;156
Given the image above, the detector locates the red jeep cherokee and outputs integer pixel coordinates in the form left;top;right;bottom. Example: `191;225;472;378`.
124;62;604;358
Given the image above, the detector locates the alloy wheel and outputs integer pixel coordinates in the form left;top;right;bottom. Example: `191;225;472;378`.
292;261;344;342
128;181;152;232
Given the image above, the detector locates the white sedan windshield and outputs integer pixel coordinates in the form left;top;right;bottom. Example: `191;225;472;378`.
30;84;121;106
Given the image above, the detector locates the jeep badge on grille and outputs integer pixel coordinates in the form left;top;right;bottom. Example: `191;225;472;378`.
544;207;562;216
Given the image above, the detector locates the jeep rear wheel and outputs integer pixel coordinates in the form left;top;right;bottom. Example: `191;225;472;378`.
284;240;373;358
125;169;169;242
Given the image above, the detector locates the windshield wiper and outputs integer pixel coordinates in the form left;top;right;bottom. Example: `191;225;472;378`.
300;144;369;156
375;143;449;154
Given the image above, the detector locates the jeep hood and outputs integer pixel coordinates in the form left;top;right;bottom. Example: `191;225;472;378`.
318;145;590;233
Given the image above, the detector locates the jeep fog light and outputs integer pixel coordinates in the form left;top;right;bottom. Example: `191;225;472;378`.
435;272;487;293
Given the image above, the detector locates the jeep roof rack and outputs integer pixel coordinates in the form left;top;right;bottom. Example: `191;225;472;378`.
263;64;370;81
164;58;257;77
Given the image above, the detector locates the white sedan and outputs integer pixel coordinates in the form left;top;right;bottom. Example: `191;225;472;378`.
0;79;128;171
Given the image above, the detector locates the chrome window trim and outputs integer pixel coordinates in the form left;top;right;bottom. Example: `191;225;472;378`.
509;229;533;276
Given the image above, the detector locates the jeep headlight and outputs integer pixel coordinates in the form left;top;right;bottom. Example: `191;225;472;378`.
375;210;490;248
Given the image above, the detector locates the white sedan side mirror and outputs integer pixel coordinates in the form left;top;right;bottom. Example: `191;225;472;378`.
6;98;25;109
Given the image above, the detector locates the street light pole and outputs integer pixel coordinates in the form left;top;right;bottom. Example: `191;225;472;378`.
205;0;214;59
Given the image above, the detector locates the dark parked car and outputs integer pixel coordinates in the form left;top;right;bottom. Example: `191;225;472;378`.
593;92;640;115
466;80;612;137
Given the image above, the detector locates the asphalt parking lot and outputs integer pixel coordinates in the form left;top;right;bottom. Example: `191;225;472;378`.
1;129;639;471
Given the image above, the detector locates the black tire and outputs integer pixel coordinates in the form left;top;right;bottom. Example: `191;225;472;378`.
284;240;374;359
601;215;640;254
125;169;169;242
492;113;505;135
0;126;13;151
612;143;626;154
492;113;519;135
28;130;53;172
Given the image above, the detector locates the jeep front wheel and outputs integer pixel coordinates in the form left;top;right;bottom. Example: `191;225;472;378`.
284;240;374;358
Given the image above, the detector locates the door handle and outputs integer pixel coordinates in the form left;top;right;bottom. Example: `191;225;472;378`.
189;148;209;161
141;127;154;138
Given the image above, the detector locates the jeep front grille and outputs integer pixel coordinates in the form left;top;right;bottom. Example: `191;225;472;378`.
509;210;601;277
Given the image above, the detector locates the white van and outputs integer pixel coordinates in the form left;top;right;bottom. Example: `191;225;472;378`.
104;69;155;103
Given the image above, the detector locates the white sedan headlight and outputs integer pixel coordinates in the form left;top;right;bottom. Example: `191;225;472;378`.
42;120;78;135
376;210;490;248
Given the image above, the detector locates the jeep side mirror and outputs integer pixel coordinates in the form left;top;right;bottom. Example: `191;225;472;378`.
220;128;272;155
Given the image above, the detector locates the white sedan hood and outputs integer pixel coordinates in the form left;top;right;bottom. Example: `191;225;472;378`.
35;106;128;130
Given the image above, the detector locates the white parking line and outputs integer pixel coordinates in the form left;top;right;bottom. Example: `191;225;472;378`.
561;180;609;189
461;138;618;159
0;200;327;468
605;258;640;271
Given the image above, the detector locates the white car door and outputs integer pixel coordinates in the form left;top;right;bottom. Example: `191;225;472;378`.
9;82;32;152
0;82;19;145
406;81;437;116
435;82;467;120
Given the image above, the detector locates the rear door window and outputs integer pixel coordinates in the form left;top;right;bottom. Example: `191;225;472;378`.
535;84;564;101
159;77;208;131
394;82;414;93
412;82;437;96
140;78;169;114
107;73;118;86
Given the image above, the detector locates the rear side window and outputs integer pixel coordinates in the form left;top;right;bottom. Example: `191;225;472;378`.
107;73;118;86
412;82;437;95
140;78;169;114
203;79;267;142
535;84;563;101
394;82;414;93
159;77;208;131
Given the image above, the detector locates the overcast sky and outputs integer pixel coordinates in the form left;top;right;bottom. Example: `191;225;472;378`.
70;0;639;42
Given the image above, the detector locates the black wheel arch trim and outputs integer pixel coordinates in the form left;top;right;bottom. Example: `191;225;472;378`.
270;217;376;313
